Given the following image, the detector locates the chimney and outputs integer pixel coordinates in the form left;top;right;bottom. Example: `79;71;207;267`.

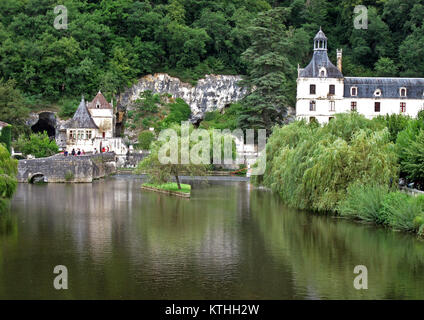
337;49;343;72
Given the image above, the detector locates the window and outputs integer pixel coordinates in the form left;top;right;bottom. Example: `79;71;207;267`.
310;84;316;95
400;102;406;113
351;101;357;111
374;89;382;97
96;101;100;109
319;67;327;77
329;101;335;112
309;117;317;123
351;87;358;97
309;100;316;111
77;130;83;140
329;85;335;95
86;130;92;140
69;130;73;140
400;88;407;97
375;102;381;112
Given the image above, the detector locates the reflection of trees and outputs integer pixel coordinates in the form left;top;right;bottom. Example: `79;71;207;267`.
250;190;424;299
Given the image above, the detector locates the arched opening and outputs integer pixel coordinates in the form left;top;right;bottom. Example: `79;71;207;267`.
29;173;46;184
31;112;56;138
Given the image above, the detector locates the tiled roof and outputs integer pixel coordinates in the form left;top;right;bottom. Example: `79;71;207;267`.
66;97;99;129
344;77;424;99
299;50;343;79
87;91;112;109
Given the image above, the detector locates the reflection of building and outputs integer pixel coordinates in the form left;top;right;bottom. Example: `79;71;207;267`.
60;92;127;155
297;29;424;124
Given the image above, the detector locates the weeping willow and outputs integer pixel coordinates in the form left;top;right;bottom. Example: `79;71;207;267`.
254;113;399;213
0;144;18;202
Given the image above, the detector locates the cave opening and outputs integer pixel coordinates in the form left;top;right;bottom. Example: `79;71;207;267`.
31;112;56;138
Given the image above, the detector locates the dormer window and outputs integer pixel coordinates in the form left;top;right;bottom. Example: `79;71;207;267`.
400;88;407;97
319;67;327;77
351;87;358;97
374;89;382;97
96;102;100;109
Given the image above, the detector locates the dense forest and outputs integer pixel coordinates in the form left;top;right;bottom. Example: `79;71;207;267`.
1;0;424;132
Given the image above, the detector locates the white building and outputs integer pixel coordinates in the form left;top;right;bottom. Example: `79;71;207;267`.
63;92;127;155
296;28;424;124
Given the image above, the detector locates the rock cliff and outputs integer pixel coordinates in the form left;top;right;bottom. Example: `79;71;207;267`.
117;73;249;122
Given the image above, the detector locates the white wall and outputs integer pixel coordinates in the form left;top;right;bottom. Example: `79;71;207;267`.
296;77;424;124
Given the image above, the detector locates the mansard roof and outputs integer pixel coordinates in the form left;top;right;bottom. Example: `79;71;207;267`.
66;97;99;129
299;50;343;78
87;91;112;109
344;77;424;99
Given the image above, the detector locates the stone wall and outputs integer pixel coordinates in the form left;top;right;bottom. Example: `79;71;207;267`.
17;153;117;183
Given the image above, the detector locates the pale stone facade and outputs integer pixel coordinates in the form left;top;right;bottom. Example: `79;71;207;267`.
63;92;128;155
296;29;424;124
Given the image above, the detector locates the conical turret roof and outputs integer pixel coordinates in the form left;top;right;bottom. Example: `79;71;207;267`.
66;96;99;129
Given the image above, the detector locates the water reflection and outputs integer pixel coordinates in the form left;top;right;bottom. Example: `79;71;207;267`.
0;176;423;299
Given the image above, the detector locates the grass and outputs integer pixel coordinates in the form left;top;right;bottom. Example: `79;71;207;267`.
143;182;191;194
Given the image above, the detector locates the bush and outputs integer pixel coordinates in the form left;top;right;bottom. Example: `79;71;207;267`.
0;125;12;153
65;171;74;182
255;113;399;212
138;131;155;150
0;144;17;200
14;132;59;158
380;192;424;232
338;183;389;224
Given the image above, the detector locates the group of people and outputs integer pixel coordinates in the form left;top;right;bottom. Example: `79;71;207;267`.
63;146;110;156
63;148;85;156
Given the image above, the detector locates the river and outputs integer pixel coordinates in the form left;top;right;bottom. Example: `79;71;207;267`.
1;175;423;299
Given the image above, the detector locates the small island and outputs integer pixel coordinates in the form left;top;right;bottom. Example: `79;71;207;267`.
141;182;191;198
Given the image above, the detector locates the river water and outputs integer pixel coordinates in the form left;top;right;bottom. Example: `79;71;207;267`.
1;175;423;299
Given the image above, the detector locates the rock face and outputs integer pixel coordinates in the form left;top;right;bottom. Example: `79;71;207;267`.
117;73;249;122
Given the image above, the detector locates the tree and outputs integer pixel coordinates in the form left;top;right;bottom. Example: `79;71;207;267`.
15;132;59;158
138;130;155;150
0;124;12;153
374;57;399;77
0;143;17;200
239;7;309;133
136;124;207;189
401;130;424;188
0;79;29;137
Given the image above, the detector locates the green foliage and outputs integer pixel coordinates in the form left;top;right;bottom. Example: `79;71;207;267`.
338;183;390;224
65;171;74;182
58;98;80;119
15;132;59;158
239;8;309;132
380;192;424;232
0;144;17;200
373;114;410;143
137;130;155;150
159;98;191;129
0;124;12;152
255;113;399;212
143;182;191;194
0;79;29;137
136;124;207;189
399;130;424;187
199;103;243;130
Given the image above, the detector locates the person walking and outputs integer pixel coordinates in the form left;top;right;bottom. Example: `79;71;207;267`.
71;148;76;156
